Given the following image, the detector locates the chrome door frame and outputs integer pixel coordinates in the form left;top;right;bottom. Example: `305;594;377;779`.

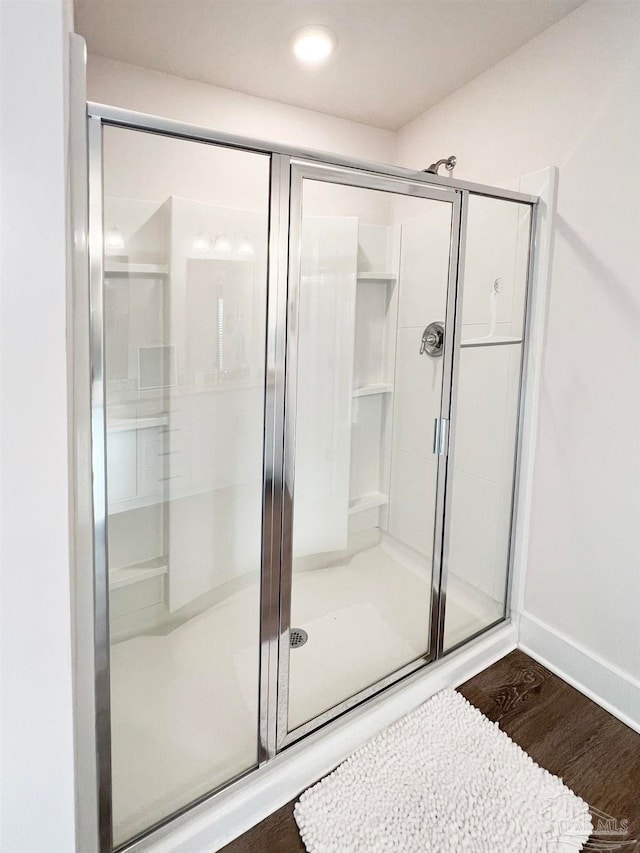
276;160;462;750
87;115;281;849
88;102;538;205
259;152;291;763
88;114;113;853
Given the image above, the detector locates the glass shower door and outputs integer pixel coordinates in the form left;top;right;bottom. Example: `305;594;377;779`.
279;165;459;744
441;194;533;652
87;106;538;849
98;125;270;845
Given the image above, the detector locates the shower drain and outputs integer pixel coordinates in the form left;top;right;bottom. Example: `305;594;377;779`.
290;628;308;649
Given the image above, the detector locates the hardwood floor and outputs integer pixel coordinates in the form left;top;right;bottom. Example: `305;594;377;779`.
221;650;640;852
458;650;640;850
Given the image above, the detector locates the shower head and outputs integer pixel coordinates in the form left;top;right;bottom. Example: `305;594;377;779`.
422;155;457;176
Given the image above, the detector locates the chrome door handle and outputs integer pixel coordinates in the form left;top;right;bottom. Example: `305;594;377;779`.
432;418;449;456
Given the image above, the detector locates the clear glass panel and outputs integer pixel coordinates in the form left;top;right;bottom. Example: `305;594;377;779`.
443;343;523;651
460;196;531;343
287;178;454;731
102;126;269;844
442;193;531;652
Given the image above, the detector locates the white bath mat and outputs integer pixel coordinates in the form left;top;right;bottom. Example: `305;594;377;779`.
294;689;592;852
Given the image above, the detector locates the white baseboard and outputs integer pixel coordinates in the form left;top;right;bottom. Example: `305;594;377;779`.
519;611;640;734
129;622;517;853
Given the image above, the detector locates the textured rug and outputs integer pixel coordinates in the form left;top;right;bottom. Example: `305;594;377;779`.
294;689;592;852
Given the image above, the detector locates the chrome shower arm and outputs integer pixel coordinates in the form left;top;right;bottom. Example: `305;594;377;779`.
423;155;457;176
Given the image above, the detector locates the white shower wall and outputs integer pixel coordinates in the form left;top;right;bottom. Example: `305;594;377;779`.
293;216;358;558
388;206;450;558
104;190;268;636
381;197;527;610
289;193;524;615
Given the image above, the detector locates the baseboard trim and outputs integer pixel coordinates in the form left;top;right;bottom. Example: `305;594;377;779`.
128;622;517;853
519;611;640;734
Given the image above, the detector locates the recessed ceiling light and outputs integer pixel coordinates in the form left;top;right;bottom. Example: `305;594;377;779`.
292;25;337;64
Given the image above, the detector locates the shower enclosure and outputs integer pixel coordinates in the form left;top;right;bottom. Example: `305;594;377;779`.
85;104;536;849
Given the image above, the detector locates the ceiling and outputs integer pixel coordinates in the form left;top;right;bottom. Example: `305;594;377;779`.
74;0;584;131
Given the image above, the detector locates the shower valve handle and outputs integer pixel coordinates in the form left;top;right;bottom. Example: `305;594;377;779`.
420;321;445;357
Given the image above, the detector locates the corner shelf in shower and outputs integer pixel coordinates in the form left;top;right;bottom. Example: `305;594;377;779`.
461;335;522;347
352;383;393;398
107;415;169;433
109;557;168;591
105;262;169;277
357;272;397;283
108;476;252;516
348;491;389;514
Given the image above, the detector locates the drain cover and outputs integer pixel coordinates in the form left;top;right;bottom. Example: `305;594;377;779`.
290;628;308;649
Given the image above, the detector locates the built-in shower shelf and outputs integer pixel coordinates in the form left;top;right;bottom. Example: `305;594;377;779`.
109;557;168;591
105;262;169;277
461;335;522;347
352;383;393;398
357;272;397;283
348;492;389;514
107;415;169;433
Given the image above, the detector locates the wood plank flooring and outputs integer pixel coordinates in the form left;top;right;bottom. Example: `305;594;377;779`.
221;649;640;852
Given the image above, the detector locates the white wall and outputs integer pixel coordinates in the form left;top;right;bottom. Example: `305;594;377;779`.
395;0;640;683
88;55;394;163
0;1;77;852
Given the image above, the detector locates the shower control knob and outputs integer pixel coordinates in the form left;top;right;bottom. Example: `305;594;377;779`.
420;321;445;357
